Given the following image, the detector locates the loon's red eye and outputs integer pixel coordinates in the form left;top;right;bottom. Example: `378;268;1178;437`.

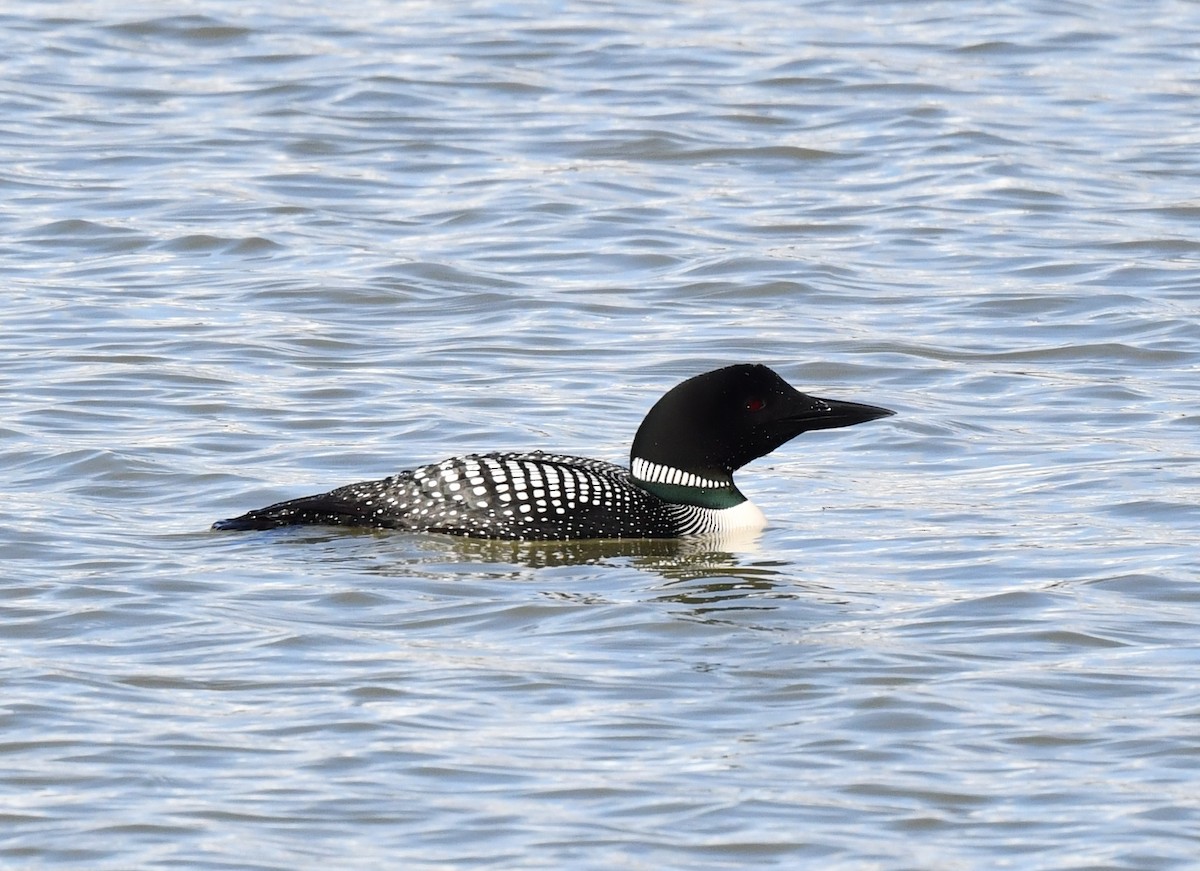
746;397;766;412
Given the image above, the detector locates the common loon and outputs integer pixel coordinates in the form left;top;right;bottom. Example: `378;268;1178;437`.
211;364;892;541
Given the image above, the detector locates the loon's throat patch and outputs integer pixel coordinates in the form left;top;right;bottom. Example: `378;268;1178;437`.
631;457;725;489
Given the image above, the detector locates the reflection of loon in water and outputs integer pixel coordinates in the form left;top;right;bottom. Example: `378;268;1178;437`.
213;364;892;542
410;533;844;629
421;528;762;570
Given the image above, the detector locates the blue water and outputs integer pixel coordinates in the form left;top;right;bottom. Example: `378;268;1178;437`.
3;2;1199;868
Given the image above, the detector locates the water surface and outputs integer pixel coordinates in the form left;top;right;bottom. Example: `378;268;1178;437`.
3;1;1199;868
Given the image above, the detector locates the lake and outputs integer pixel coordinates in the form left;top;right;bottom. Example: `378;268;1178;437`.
2;1;1199;868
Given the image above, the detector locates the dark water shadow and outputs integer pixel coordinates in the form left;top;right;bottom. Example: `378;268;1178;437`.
201;525;832;629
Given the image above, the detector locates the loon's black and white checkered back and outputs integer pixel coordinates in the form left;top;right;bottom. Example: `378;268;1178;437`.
341;451;681;539
216;451;730;540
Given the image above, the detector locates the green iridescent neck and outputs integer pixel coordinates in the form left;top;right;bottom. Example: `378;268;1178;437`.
632;478;746;509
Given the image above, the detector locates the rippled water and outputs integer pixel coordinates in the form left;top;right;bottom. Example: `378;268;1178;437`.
3;1;1200;868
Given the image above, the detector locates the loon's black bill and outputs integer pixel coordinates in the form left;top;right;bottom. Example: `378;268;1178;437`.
792;396;895;432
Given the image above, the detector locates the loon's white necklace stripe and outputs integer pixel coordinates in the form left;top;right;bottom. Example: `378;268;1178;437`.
631;457;725;489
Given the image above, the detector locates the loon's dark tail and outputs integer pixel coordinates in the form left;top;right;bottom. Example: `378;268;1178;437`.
211;491;380;531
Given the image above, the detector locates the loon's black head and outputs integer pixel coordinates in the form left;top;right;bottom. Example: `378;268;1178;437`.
629;364;892;499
